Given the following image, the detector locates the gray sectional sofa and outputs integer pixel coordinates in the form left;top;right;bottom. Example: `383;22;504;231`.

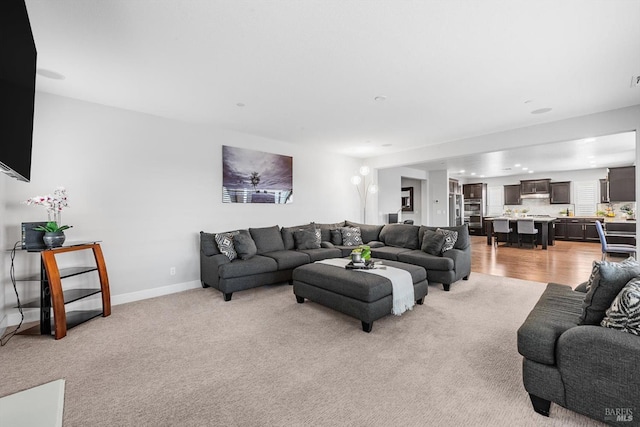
200;220;471;300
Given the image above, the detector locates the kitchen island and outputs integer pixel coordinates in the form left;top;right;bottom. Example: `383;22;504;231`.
485;216;556;249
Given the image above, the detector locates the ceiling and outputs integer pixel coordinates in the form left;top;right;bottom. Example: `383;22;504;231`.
25;0;640;174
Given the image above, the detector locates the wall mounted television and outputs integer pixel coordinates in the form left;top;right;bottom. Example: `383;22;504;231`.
0;0;37;182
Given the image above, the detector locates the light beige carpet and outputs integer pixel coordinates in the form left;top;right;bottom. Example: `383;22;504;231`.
0;273;604;426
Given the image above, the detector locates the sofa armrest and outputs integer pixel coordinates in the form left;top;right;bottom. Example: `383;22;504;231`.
557;325;640;415
200;252;230;289
442;247;470;276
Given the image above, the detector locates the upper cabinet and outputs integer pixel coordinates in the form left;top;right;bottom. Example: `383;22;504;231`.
504;184;521;205
608;166;635;202
520;179;551;195
550;181;571;204
463;183;484;200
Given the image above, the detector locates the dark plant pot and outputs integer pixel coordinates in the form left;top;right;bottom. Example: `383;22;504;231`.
43;232;65;248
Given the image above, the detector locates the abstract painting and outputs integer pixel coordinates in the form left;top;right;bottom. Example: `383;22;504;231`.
222;146;293;204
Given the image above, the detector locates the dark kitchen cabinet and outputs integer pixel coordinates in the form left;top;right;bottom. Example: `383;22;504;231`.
504;184;521;205
554;218;603;242
599;179;609;203
463;183;484;200
584;220;600;242
554;219;566;239
521;179;550;195
565;219;584;240
550;181;571;204
608;166;635;202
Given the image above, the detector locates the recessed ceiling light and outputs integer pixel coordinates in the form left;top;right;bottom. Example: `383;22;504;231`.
382;143;392;147
37;68;66;80
531;107;552;114
514;164;521;167
584;138;596;143
459;170;465;173
524;100;533;104
528;170;534;173
522;167;528;170
471;172;476;176
480;175;485;178
236;103;245;107
374;95;387;102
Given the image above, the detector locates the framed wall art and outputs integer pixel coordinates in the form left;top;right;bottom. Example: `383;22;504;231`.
222;145;293;204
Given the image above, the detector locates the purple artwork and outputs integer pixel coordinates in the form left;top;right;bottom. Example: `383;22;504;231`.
222;146;293;204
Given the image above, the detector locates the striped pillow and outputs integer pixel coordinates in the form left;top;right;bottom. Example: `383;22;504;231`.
601;277;640;336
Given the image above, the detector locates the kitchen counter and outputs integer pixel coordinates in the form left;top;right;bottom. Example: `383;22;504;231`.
485;217;555;249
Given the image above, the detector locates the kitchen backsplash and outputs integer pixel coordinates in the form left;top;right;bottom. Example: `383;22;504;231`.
503;199;636;218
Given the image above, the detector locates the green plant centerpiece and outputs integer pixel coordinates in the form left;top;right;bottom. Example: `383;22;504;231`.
34;222;73;248
350;245;372;262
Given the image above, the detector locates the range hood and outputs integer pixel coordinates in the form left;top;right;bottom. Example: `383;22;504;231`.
520;192;550;199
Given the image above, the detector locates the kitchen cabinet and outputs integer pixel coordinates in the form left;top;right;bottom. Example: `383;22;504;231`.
550;181;571;204
504;184;521;205
554;219;566;239
449;179;461;194
554;218;602;242
599;179;609;203
608;166;635;202
463;183;484;200
520;179;550;195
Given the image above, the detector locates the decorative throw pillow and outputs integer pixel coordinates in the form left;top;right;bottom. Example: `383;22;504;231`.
249;225;285;254
233;229;258;260
421;229;446;256
214;231;239;261
601;277;640;336
330;229;343;245
436;228;458;252
294;228;321;250
340;227;363;246
580;257;640;325
586;257;637;292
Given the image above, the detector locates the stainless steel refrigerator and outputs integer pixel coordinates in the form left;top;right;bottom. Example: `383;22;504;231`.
449;193;463;226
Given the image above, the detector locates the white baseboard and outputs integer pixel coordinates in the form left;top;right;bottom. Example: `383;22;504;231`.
5;280;203;327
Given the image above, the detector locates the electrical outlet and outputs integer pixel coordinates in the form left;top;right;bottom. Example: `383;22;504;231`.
170;267;176;276
632;75;640;88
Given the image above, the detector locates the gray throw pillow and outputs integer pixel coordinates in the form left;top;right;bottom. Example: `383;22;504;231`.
249;225;285;254
233;229;258;260
214;231;239;261
421;229;446;256
281;223;314;250
200;231;220;256
436;228;458;252
601;277;640;336
330;229;343;245
294;229;321;250
340;227;363;246
580;257;640;325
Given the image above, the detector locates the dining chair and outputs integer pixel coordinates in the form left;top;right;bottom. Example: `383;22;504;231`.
517;219;538;248
492;219;512;247
595;220;636;261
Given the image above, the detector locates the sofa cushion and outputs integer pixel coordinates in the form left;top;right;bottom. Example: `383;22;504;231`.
200;231;221;256
421;229;446;256
420;224;469;250
330;229;343;245
218;255;278;279
233;229;258;260
345;221;384;243
262;250;310;270
340;227;363;246
370;245;413;261
580;258;640;325
215;231;239;261
517;283;584;365
600;277;640;336
379;224;420;249
437;228;458;252
249;225;286;255
281;223;314;250
398;250;454;271
298;247;342;262
294;228;321;250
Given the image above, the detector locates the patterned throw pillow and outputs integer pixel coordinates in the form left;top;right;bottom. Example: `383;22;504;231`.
214;231;239;261
436;228;458;252
340;227;363;246
601;277;640;336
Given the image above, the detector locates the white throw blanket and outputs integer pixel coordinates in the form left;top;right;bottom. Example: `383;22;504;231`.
316;259;415;315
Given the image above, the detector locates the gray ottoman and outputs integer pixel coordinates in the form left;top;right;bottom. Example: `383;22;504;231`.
292;259;428;332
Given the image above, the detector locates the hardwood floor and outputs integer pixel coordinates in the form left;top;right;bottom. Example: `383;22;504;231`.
469;235;614;285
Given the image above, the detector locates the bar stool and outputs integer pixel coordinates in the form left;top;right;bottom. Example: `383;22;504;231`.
492;219;512;247
517;219;538;248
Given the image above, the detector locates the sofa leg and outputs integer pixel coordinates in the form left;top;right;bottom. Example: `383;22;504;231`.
296;296;305;303
463;275;470;280
362;321;373;333
201;281;209;288
528;394;551;417
416;297;424;305
442;283;451;292
223;292;233;302
288;280;294;285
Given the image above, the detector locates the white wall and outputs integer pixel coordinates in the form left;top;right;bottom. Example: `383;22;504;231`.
0;92;361;327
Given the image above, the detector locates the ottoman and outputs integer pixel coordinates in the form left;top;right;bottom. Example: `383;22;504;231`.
292;259;428;332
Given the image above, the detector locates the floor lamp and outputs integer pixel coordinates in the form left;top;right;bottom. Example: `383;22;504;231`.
351;166;378;223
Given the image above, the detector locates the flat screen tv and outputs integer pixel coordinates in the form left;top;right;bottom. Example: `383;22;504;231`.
0;0;37;182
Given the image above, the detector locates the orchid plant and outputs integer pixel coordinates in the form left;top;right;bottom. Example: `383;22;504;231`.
25;187;71;231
